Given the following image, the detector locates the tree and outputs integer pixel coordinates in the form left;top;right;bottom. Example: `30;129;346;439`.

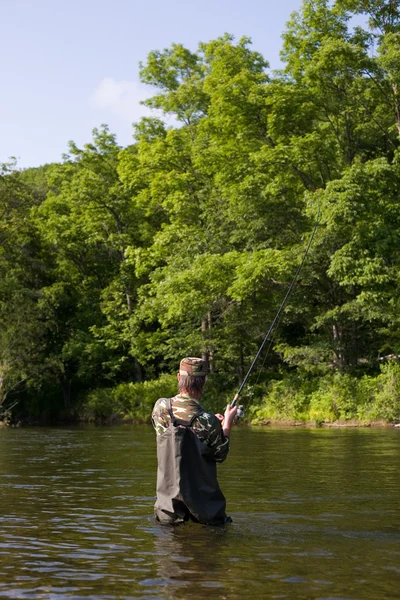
0;162;52;415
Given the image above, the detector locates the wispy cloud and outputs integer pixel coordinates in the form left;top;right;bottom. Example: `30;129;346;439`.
89;77;151;122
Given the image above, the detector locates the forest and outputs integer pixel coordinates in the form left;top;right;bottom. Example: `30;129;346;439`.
2;0;400;425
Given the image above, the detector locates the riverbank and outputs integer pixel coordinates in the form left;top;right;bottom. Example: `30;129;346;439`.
104;415;400;428
77;368;400;427
1;414;399;428
3;365;400;428
252;418;400;428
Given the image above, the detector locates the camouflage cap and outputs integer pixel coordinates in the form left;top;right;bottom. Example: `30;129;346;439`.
179;357;207;377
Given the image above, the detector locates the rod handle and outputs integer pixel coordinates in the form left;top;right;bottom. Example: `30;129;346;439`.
231;393;239;407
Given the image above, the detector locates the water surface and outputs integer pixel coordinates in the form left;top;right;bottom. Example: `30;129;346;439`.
0;425;399;599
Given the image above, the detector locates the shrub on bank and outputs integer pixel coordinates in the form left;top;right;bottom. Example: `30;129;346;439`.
80;372;237;423
80;363;400;425
80;373;177;422
308;373;360;422
249;375;314;423
82;388;120;421
251;363;400;425
357;363;400;422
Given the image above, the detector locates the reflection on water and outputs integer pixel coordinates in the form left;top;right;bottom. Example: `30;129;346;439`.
0;425;399;599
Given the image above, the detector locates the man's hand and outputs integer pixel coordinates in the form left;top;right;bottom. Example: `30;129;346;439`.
222;404;238;437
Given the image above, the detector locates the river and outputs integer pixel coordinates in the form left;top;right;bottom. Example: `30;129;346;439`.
0;425;399;599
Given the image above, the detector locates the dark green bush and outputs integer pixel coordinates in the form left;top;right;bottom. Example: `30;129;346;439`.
80;373;177;422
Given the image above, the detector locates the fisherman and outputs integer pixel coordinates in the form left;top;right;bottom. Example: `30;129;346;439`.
152;357;238;525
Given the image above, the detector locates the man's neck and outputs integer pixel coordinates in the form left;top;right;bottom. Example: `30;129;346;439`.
178;390;202;401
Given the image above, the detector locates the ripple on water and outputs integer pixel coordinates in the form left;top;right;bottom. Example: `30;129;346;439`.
0;426;399;599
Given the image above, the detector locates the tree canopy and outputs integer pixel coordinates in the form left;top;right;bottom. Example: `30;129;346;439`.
2;0;400;423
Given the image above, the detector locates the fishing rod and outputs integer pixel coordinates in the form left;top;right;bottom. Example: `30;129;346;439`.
231;205;321;410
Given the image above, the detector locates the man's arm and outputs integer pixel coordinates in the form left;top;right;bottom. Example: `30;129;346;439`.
151;398;170;435
196;404;238;463
221;404;238;439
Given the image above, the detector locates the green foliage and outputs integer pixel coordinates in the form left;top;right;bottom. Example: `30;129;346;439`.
249;375;315;423
4;4;400;424
80;372;239;423
80;373;177;422
250;362;400;424
308;372;360;421
358;362;400;421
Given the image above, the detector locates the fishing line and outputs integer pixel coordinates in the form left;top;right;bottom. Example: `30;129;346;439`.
254;330;276;387
231;204;321;408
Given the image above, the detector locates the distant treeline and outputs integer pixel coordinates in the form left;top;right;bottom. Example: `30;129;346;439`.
2;0;400;424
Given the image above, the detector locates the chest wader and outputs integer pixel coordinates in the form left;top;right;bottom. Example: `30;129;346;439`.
155;398;229;525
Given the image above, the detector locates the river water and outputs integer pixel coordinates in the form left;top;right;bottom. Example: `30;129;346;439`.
0;425;399;599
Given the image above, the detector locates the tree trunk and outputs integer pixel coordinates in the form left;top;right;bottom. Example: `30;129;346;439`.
61;380;72;410
0;376;4;407
0;362;8;407
332;324;345;372
133;358;143;383
201;317;208;366
126;291;133;314
393;83;400;137
207;312;215;373
349;322;358;368
201;312;215;373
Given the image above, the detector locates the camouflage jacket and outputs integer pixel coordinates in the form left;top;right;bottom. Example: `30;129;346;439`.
151;394;230;463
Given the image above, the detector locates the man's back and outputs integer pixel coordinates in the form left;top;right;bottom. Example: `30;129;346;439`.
152;393;230;463
153;396;229;525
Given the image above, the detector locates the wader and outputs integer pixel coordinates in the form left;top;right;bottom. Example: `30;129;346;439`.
155;398;230;525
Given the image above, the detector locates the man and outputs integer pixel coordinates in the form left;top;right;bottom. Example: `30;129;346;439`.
152;357;238;525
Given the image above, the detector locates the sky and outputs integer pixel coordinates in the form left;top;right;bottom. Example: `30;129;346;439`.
1;0;303;168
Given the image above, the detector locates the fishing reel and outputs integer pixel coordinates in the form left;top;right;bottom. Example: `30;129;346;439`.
235;404;245;423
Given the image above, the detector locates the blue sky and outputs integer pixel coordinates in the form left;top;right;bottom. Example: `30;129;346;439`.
1;0;302;168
